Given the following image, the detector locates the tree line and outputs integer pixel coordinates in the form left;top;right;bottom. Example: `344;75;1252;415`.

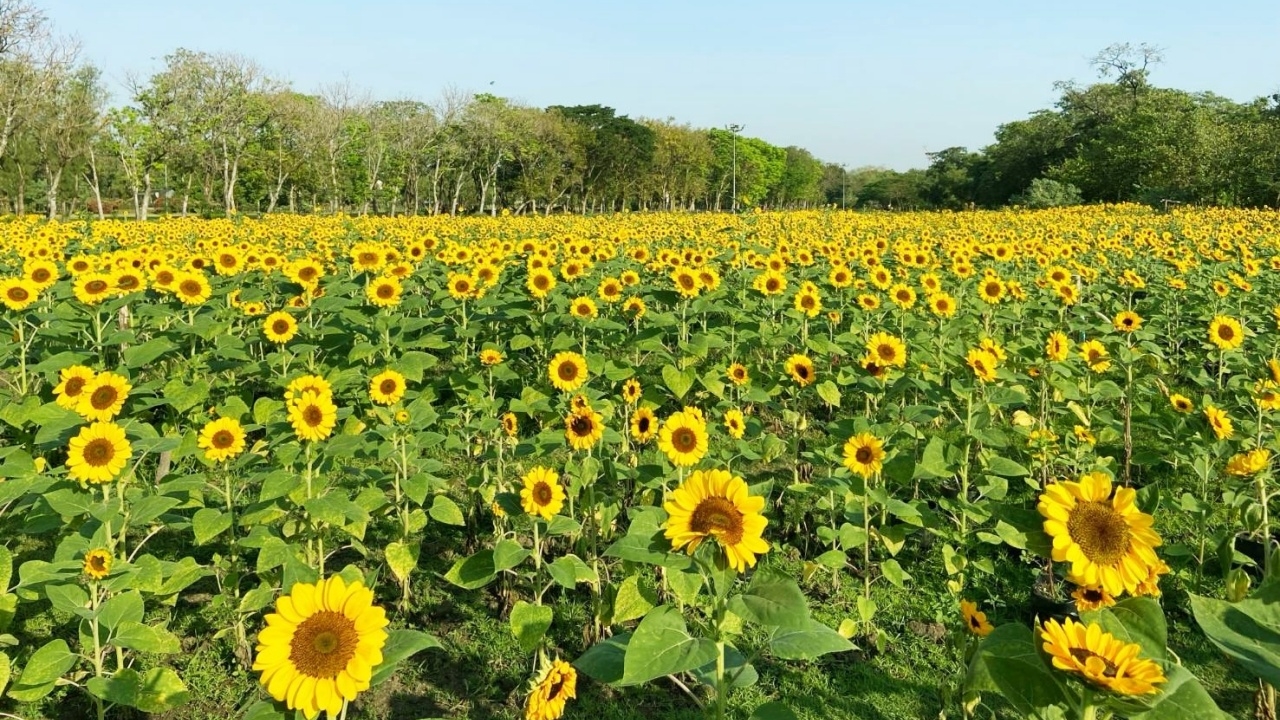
2;3;1278;219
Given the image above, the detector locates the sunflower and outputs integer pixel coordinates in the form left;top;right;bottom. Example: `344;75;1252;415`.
842;432;885;479
659;410;709;467
959;599;992;637
1073;425;1097;445
73;273;114;305
564;407;604;451
286;374;333;403
978;277;1005;304
1054;282;1078;306
928;292;956;317
502;412;518;437
1079;339;1111;373
519;466;565;520
598;277;623;303
672;267;701;298
1039;617;1166;696
663;468;769;572
1113;311;1143;333
794;288;822;317
198;417;247;463
480;348;504;366
966;348;998;383
447;273;477;300
24;259;58;289
1270;358;1280;384
1226;448;1270;476
864;332;907;369
724;408;745;440
1208;315;1244;351
369;370;407;406
175;272;212;305
77;371;132;422
570;296;598;320
83;549;113;579
66;422;132;484
264;312;299;344
622;378;641;404
1169;393;1194;413
253;575;389;719
54;365;96;410
1071;583;1116;612
630;407;658;443
784;354;816;387
366;276;402;308
0;277;38;311
548;352;588;393
888;283;915;309
527;269;556;299
289;391;338;442
1204;405;1233;440
726;363;749;386
857;293;880;311
1037;472;1162;597
1256;381;1280;412
525;658;577;720
753;270;786;296
1046;331;1071;362
622;296;646;319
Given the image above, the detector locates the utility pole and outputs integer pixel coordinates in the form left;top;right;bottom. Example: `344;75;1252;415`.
727;123;744;212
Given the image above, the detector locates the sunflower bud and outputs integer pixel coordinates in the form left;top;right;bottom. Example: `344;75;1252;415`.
1226;568;1251;602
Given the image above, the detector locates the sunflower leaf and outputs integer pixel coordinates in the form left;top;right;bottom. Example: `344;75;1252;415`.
370;629;442;687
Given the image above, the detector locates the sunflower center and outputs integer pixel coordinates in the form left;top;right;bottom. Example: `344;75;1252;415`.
290;611;359;679
380;379;399;395
273;320;291;335
303;405;324;426
1218;325;1235;341
8;287;29;301
1071;649;1121;678
570;415;593;435
796;365;810;379
179;280;201;296
1067;501;1131;566
533;481;553;505
855;447;874;464
211;430;235;449
64;377;86;396
1082;588;1104;603
84;438;115;466
87;280;109;294
637;417;651;433
88;554;108;574
690;496;744;545
376;284;394;299
90;386;118;410
877;344;895;362
557;363;578;383
299;267;318;281
672;427;697;452
32;269;51;283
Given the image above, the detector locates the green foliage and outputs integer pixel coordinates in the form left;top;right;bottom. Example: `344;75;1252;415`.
1016;178;1084;208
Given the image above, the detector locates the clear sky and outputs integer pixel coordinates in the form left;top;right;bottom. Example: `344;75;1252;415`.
40;0;1280;171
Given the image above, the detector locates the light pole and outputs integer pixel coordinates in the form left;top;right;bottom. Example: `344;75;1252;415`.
727;123;744;212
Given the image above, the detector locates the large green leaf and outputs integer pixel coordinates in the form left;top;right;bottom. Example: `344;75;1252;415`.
443;551;497;590
1084;596;1167;662
510;601;553;654
620;606;718;686
369;629;441;687
1189;583;1280;687
7;639;75;702
767;619;854;660
730;570;810;629
1127;664;1226;720
967;623;1068;718
574;632;630;684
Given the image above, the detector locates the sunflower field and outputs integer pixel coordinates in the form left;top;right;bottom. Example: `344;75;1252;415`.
0;206;1277;720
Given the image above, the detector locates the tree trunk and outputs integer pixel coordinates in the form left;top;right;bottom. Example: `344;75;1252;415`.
46;165;61;220
141;171;152;221
86;145;105;220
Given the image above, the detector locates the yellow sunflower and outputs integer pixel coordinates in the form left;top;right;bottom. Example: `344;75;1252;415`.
564;407;604;451
1079;339;1111;373
480;348;504;366
519;466;565;520
174;272;212;305
548;352;588;393
663;468;770;572
66;422;132;484
966;348;998;383
1037;472;1162;597
0;277;38;311
527;269;556;299
76;371;132;422
525;658;577;720
570;296;598;320
1204;405;1233;440
83;549;113;579
1039;617;1166;696
1208;315;1244;351
264;312;299;344
658;409;708;467
369;370;407;406
286;374;333;403
928;292;956;317
501;412;518;437
622;378;641;404
54;365;96;410
253;575;389;719
959;599;992;637
1168;393;1194;413
842;432;885;479
73;273;114;305
864;332;907;369
447;273;477;300
366;276;402;308
1226;448;1270;476
1113;310;1143;333
784;354;816;387
726;362;749;386
198;417;247;463
724;408;745;440
1071;583;1116;612
289;391;338;442
630;407;658;443
1046;331;1071;362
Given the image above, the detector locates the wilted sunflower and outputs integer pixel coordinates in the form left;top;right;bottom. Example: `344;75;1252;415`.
519;466;565;520
724;408;746;440
77;371;132;422
1039;617;1166;696
1204;405;1233;440
54;365;96;410
664;468;769;572
630;407;658;443
726;362;749;386
1208;315;1244;351
525;658;577;720
1226;448;1270;476
1113;310;1143;333
1079;339;1111;373
66;421;132;484
959;599;993;637
659;409;708;467
784;354;816;387
1038;472;1161;597
253;575;389;719
1169;393;1194;413
198;417;247;463
1046;331;1071;362
369;370;407;406
547;352;588;393
264;312;299;344
0;277;38;311
564;407;604;451
366;276;402;307
83;548;113;579
966;348;998;383
864;332;907;369
289;391;338;442
842;432;885;479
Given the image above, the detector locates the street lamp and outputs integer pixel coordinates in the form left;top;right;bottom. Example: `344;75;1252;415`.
727;123;744;212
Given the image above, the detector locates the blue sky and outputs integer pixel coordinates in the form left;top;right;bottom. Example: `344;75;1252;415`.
41;0;1280;170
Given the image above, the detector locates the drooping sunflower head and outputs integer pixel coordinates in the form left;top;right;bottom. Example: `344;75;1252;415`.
524;658;578;720
959;599;992;637
502;412;519;438
658;410;709;468
369;370;407;406
198;417;248;463
519;466;565;520
253;575;389;719
1039;617;1166;696
548;352;588;393
83;548;113;579
663;468;770;572
784;354;816;387
842;432;886;479
1226;448;1271;477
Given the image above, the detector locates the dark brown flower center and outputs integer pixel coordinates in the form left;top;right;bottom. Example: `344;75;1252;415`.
690;497;744;544
376;283;395;299
533;482;553;505
88;553;109;574
273;320;291;335
303;405;324;426
557;362;578;383
86;280;109;294
1067;501;1131;566
379;379;399;396
64;377;87;396
855;446;874;464
84;438;115;466
32;268;51;283
211;430;235;449
672;427;697;453
570;415;593;436
877;344;895;362
179;280;202;296
289;611;359;679
90;386;118;410
7;287;29;301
